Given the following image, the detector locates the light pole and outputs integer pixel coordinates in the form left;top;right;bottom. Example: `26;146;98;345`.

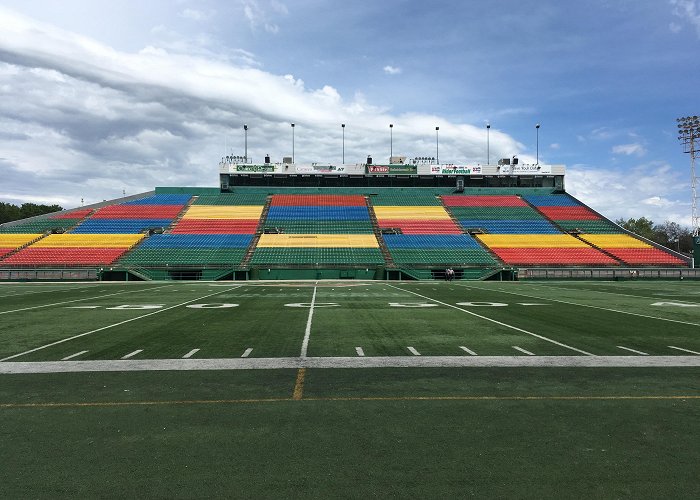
486;123;491;165
389;123;393;161
342;123;345;164
536;123;540;165
677;115;700;237
244;124;248;162
291;123;295;164
435;126;440;164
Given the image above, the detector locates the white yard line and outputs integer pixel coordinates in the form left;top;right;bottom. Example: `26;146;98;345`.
182;349;200;359
61;350;88;361
386;284;593;356
299;286;317;358
241;348;253;358
121;349;143;359
355;347;365;357
513;346;536;356
407;346;421;356
524;282;700;305
456;283;700;327
0;284;173;316
668;345;700;355
459;346;477;356
0;285;243;362
3;355;700;373
617;346;649;356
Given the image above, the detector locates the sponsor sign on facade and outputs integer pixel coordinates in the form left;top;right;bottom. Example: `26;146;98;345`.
235;164;275;173
367;165;418;175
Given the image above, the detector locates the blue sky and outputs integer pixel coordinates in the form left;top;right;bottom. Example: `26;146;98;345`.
0;0;699;226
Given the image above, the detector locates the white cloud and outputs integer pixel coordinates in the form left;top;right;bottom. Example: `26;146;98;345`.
671;0;700;37
566;162;692;227
242;0;286;34
0;7;524;206
669;21;683;33
383;65;401;75
612;143;646;157
549;143;560;150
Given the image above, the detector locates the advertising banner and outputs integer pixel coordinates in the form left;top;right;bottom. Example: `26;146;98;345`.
295;164;347;174
235;164;276;173
439;165;482;175
367;165;418;175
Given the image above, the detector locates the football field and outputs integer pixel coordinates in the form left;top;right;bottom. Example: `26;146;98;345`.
1;280;699;497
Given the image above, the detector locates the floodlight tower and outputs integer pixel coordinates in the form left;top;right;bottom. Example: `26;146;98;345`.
677;115;700;236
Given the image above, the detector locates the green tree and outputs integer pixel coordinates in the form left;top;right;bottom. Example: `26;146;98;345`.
0;202;63;224
614;217;656;241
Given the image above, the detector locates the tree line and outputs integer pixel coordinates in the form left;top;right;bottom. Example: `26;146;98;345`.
615;217;694;254
0;202;63;224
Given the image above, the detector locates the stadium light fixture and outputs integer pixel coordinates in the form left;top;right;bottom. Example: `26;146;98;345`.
389;123;393;160
536;123;540;165
677;115;700;236
244;124;248;162
291;123;295;164
342;124;345;164
486;123;491;165
435;126;440;165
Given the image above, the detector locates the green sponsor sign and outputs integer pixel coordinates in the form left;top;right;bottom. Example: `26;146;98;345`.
235;164;275;173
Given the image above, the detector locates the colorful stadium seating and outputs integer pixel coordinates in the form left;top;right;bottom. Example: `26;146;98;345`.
251;194;383;265
579;234;687;266
2;234;143;265
0;188;688;275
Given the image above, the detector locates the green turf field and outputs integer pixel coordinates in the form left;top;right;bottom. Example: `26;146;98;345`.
1;280;699;498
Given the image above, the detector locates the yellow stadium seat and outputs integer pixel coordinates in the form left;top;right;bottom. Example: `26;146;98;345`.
257;234;379;248
477;234;589;248
579;234;651;248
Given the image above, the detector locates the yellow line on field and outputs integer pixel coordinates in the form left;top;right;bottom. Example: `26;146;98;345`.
292;367;307;400
1;394;699;409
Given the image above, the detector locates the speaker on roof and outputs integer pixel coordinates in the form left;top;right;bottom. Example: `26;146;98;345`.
367;155;373;165
265;154;270;164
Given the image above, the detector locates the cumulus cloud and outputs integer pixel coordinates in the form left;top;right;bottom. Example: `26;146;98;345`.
566;162;692;227
0;7;524;207
383;65;401;75
612;143;647;156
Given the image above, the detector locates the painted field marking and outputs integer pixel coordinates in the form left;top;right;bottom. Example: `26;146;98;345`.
407;346;421;356
66;306;101;309
386;284;594;356
182;349;200;359
61;350;88;361
0;285;244;362
527;282;700;305
3;394;700;409
299;287;317;358
355;347;365;357
513;346;536;356
0;284;173;316
668;345;700;355
456;283;700;327
121;350;143;360
617;346;649;356
459;346;477;356
241;348;253;358
292;367;306;400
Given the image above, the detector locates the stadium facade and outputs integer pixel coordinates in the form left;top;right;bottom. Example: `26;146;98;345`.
0;156;696;281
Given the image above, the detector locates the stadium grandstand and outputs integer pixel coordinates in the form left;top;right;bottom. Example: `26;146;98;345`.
0;155;696;281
